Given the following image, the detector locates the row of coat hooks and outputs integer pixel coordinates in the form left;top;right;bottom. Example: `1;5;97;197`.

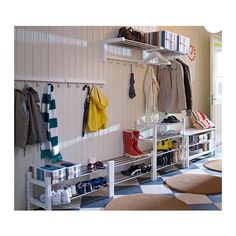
14;78;106;88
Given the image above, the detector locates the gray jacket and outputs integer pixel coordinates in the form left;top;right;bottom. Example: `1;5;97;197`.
157;59;187;113
15;86;47;149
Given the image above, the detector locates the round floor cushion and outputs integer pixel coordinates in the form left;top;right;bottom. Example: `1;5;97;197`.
165;174;222;194
104;194;189;210
203;159;222;172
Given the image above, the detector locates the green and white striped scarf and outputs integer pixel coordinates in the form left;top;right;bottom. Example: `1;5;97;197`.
40;83;62;163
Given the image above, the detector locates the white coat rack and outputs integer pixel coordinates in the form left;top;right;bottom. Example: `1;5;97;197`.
14;76;106;87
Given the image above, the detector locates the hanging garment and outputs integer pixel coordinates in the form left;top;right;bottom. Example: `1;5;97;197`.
157;59;187;113
14;89;29;148
176;58;192;116
129;66;136;98
40;83;62;163
143;66;160;123
15;86;47;149
24;85;47;145
87;86;108;132
82;85;91;137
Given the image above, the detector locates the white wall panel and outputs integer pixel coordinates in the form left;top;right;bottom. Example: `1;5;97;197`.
14;26;176;209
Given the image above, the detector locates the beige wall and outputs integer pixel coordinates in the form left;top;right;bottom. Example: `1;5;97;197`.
14;26;211;210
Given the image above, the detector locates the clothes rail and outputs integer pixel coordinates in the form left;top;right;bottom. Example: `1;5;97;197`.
14;77;106;86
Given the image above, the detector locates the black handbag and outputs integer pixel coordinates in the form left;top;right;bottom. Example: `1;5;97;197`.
117;27;146;43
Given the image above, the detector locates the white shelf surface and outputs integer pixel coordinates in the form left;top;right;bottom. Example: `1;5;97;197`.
184;127;215;136
189;149;215;160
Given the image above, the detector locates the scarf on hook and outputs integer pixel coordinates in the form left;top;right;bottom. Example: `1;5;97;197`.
40;83;62;163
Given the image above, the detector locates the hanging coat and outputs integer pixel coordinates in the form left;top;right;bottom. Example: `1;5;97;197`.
40;83;62;163
87;86;108;132
176;58;192;116
143;66;160;123
157;59;187;113
14;89;29;148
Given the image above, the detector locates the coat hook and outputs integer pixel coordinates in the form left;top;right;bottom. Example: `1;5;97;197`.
36;81;40;87
57;83;61;88
76;84;80;88
67;83;71;88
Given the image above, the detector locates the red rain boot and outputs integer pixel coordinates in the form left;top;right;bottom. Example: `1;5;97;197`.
123;130;141;158
132;129;148;156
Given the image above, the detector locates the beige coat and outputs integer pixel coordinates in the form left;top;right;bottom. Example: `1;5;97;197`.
143;66;160;123
157;59;187;113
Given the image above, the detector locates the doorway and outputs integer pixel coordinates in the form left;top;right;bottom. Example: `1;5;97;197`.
210;33;222;146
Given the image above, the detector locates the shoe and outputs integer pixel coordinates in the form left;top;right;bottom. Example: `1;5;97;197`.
132;130;148;156
94;161;107;169
121;165;141;176
157;156;164;167
87;163;95;172
70;184;77;196
140;163;148;173
97;177;108;187
157;140;169;151
90;178;101;189
39;193;45;203
123;130;142;158
76;182;85;195
83;181;92;193
170;116;180;123
161;116;180;123
168;139;173;150
51;190;62;206
60;188;71;204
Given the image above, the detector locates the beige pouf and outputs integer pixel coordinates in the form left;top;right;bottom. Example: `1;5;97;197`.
105;194;189;210
165;174;222;194
203;159;222;172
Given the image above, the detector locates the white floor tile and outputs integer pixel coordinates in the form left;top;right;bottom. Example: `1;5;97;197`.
175;193;212;204
140;184;173;194
80;207;104;211
116;178;140;186
214;203;222;210
179;168;208;174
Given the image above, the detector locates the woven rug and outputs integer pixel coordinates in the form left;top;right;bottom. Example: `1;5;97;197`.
203;159;222;172
165;174;222;194
104;194;189;210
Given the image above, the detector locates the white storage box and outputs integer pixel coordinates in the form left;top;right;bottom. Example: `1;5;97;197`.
52;160;81;180
177;34;190;54
29;164;67;184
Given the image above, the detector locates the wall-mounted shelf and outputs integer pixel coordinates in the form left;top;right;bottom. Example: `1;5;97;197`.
102;37;187;64
103;37;158;50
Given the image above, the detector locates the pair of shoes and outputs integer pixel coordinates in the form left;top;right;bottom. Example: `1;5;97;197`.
75;181;92;195
123;129;148;158
140;163;152;173
121;165;141;176
87;161;107;172
157;154;173;167
90;177;108;189
161;116;180;123
157;139;173;151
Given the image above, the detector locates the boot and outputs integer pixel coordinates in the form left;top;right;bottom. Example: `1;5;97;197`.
123;130;141;158
132;129;148;156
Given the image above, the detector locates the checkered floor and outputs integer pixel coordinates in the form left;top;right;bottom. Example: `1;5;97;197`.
63;146;222;211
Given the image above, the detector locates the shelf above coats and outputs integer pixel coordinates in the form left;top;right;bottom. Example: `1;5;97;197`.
102;37;187;65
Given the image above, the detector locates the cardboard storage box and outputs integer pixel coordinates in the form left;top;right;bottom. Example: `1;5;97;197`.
177;34;190;54
144;30;178;51
53;160;81;180
29;164;66;184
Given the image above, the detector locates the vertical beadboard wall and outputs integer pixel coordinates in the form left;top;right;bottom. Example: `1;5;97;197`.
14;26;157;209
